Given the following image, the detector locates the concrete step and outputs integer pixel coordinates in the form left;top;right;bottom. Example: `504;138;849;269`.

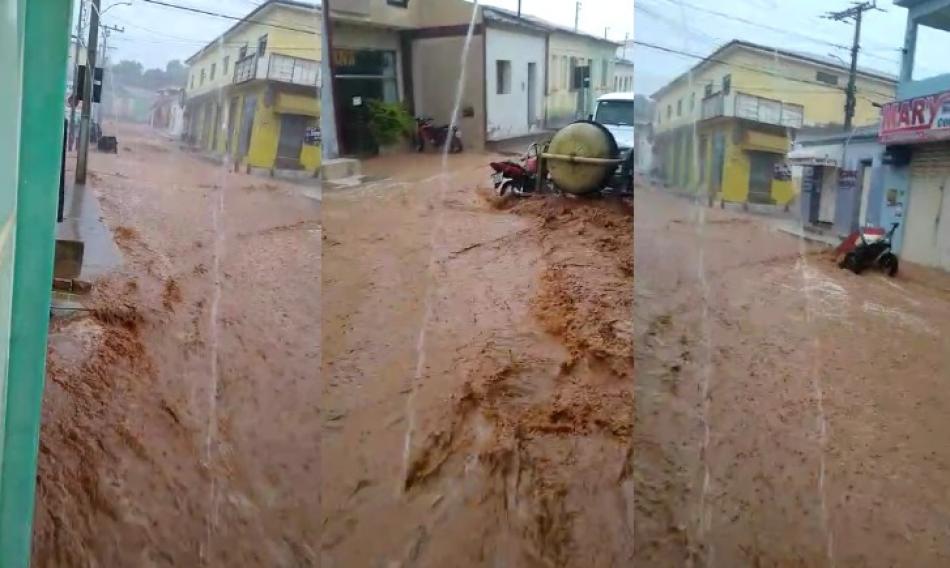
321;158;361;181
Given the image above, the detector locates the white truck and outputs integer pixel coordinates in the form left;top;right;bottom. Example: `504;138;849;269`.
593;92;634;192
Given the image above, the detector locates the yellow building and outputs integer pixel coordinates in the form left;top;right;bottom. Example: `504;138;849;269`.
184;0;321;176
545;30;621;128
651;40;896;206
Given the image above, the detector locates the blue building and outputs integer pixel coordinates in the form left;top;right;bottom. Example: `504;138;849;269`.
790;125;886;238
879;0;950;270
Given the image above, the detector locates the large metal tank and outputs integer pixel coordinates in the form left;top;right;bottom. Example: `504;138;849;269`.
545;120;621;194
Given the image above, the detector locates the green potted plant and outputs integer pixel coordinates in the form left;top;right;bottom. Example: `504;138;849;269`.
366;99;414;155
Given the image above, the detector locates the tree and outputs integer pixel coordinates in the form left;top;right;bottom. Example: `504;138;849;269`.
111;59;144;85
163;60;188;87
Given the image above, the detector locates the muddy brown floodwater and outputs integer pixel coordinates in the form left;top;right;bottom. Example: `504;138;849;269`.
34;123;320;566
635;186;950;566
322;154;633;567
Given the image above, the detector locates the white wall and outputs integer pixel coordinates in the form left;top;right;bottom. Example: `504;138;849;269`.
485;26;546;141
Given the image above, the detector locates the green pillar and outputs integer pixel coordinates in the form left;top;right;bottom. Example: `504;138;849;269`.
1;0;74;565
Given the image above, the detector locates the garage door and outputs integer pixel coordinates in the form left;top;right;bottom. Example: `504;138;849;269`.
904;144;950;269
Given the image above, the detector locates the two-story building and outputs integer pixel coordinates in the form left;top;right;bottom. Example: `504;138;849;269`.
183;0;321;176
878;0;950;271
651;39;896;207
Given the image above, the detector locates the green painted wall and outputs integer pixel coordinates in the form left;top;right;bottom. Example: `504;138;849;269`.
1;1;73;566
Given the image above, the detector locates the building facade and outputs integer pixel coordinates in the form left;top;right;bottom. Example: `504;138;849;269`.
789;126;885;237
877;0;950;270
545;30;621;129
183;0;321;176
613;58;633;93
327;0;620;154
651;40;896;207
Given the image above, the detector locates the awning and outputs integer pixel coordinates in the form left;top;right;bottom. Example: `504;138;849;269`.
274;92;319;117
788;144;842;167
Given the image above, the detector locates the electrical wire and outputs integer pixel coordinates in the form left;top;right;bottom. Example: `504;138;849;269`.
634;39;897;101
646;0;903;67
139;0;318;35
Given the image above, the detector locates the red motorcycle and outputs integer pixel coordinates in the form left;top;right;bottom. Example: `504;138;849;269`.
414;116;463;154
489;143;541;196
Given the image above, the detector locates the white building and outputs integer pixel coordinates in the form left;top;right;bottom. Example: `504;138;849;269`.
483;9;548;141
614;58;633;93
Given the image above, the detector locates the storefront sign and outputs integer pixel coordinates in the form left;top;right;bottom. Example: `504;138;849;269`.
880;90;950;144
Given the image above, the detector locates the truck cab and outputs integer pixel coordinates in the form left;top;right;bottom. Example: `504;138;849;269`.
593;92;634;192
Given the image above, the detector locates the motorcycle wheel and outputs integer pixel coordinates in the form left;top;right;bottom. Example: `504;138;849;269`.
879;253;899;277
450;137;463;154
498;180;515;197
415;137;425;152
840;252;862;274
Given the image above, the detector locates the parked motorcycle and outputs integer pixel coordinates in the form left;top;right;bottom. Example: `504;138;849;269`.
839;222;900;276
489;143;541;196
414;117;463;154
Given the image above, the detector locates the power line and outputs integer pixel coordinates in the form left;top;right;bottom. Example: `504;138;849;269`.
109;16;318;49
646;0;902;67
634;39;896;100
139;0;318;35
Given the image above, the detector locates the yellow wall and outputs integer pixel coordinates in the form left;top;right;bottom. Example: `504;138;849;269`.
546;32;618;127
653;44;896;135
186;3;320;98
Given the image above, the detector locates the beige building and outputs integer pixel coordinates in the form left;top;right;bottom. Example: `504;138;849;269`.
613;58;634;93
546;30;621;128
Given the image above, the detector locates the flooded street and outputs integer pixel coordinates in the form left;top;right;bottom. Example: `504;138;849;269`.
322;154;633;566
635;187;950;566
34;123;320;566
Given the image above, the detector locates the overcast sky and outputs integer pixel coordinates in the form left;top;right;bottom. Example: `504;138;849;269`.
634;0;950;98
82;0;631;70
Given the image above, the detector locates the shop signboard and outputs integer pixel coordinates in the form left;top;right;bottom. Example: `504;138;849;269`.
880;90;950;144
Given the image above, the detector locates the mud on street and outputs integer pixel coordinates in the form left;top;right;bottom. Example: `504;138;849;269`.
321;154;633;566
635;187;950;566
34;123;320;566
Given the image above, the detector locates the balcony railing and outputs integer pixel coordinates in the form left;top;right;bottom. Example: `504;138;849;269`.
701;91;804;129
233;53;320;88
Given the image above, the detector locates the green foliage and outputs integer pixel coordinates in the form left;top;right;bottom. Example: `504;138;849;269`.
365;99;414;147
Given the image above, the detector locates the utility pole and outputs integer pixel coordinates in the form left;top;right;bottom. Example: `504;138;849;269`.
68;0;86;152
517;0;521;18
76;0;101;184
574;1;581;32
825;1;883;131
99;24;124;126
622;32;629;59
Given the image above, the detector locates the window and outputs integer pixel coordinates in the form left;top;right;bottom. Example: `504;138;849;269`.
667;104;672;118
200;68;206;85
551;55;558;91
386;0;409;6
677;99;682;116
723;74;731;94
190;74;195;89
562;57;569;90
704;83;713;97
496;60;512;94
239;43;248;59
223;55;230;74
257;34;268;57
816;71;838;85
601;59;608;87
210;62;216;80
689;92;695;112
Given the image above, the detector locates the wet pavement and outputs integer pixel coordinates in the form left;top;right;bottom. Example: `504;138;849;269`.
634;185;950;566
35;122;321;567
322;153;632;567
56;179;122;279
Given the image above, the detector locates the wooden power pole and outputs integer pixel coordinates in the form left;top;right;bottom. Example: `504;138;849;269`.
825;1;882;131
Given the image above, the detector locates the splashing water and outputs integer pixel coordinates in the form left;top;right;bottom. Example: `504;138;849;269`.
201;34;230;566
401;0;481;490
